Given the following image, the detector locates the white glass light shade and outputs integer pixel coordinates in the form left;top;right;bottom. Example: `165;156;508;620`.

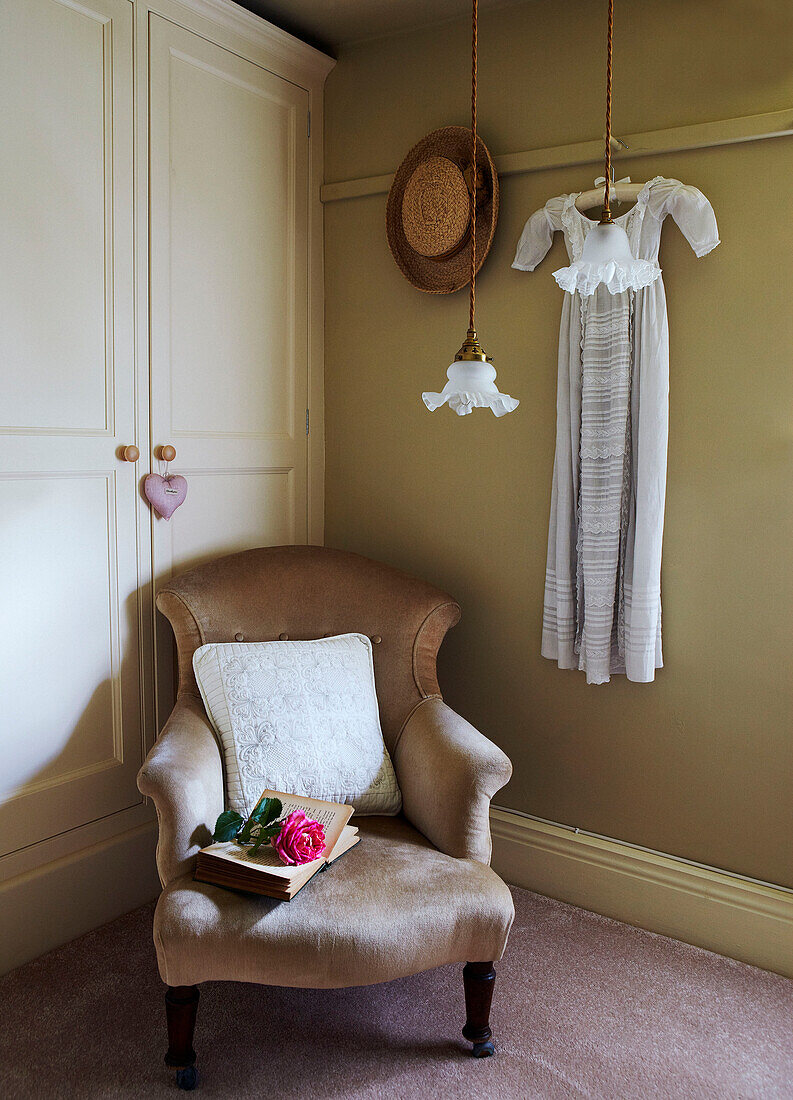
422;359;519;417
553;221;661;297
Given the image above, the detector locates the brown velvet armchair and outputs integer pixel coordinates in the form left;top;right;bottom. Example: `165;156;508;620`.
138;546;514;1090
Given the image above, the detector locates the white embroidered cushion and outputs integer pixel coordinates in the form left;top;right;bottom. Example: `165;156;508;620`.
193;634;402;817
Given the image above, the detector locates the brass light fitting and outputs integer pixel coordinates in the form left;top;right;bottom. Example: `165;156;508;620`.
454;328;492;363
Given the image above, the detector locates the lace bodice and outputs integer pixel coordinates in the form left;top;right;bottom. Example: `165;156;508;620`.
512;176;720;272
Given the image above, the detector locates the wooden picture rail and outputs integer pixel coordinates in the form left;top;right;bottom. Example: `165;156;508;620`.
320;107;793;203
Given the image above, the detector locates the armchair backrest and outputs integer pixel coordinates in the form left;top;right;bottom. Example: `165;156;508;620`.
156;545;461;751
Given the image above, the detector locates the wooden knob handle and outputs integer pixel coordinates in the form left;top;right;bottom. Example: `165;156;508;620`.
159;445;176;462
122;445;140;462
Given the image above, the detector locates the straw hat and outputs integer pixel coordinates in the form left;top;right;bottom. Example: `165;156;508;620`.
386;126;499;295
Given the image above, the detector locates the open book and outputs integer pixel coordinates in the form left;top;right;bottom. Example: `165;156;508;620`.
194;790;359;901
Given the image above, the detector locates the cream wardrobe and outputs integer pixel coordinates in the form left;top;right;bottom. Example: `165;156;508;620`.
0;0;332;972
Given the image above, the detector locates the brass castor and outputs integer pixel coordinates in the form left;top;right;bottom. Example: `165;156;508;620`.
175;1065;198;1090
471;1040;495;1058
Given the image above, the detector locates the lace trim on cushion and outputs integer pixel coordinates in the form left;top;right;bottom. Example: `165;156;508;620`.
194;636;402;817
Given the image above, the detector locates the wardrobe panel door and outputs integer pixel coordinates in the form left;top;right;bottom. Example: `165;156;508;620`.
149;15;309;724
167;470;296;570
167;50;297;440
0;0;143;857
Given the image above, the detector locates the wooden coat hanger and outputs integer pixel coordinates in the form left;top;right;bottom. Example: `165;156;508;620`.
574;135;645;213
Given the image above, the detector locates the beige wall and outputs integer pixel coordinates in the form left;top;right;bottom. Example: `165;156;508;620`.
323;0;793;888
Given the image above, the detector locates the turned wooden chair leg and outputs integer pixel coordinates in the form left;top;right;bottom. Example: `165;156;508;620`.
165;985;200;1090
462;961;496;1057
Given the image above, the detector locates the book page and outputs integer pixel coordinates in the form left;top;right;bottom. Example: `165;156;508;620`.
201;841;323;880
327;825;360;863
254;789;353;857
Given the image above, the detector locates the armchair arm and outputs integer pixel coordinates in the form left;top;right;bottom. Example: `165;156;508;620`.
392;697;512;864
137;695;224;887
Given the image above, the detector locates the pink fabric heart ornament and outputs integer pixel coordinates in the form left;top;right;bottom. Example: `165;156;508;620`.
144;473;188;520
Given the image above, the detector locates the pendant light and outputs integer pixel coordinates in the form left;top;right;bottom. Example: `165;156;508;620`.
422;0;519;417
553;0;661;297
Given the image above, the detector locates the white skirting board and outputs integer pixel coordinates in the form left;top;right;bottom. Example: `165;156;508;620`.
0;822;160;976
490;807;793;979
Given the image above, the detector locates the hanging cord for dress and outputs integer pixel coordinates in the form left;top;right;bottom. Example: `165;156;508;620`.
601;0;614;223
469;0;478;330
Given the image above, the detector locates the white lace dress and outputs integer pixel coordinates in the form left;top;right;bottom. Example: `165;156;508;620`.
513;177;719;684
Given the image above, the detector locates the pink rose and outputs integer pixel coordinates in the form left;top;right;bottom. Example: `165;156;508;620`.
272;811;326;866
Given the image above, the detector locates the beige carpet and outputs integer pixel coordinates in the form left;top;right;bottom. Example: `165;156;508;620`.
0;886;790;1099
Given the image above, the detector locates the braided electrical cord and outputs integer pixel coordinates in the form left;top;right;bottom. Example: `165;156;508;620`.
602;0;614;222
469;0;478;328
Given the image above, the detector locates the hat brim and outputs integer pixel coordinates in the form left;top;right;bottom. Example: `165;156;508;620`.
386;126;499;295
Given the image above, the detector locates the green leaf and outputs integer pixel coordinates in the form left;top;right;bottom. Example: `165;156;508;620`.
248;823;282;854
238;811;259;844
213;810;244;842
239;797;283;843
256;798;283;827
234;797;286;845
